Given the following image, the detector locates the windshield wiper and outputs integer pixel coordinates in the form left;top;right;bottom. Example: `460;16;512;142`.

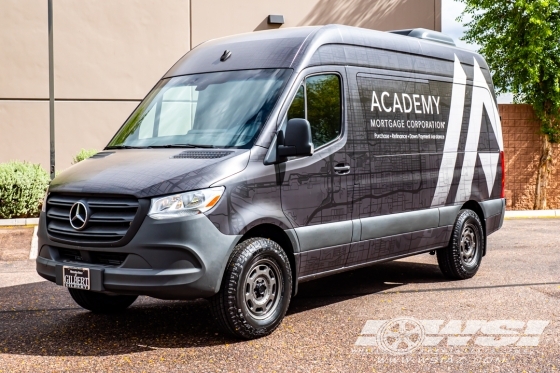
149;144;216;148
105;145;144;149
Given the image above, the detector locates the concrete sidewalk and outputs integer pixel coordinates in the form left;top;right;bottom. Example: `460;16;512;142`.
0;260;45;288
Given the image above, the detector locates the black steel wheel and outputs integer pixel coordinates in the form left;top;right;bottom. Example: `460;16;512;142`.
210;237;292;339
437;209;484;280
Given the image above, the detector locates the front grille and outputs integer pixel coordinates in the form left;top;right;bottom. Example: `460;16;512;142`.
172;151;233;159
46;194;139;245
91;252;128;266
59;248;83;262
57;248;128;266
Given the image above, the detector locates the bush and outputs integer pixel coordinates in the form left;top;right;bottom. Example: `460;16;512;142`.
0;161;50;219
73;149;98;164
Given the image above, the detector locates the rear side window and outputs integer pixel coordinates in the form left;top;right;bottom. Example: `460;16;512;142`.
287;74;342;148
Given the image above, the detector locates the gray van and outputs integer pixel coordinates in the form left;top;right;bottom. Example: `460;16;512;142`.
36;25;506;339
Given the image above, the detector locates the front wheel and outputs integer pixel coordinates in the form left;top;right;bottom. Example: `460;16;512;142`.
68;288;137;314
210;237;292;339
437;209;484;280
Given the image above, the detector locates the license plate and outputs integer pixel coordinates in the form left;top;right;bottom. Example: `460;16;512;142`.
63;266;90;290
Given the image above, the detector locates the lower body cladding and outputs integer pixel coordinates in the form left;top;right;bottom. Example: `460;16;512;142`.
36;213;241;300
293;198;506;281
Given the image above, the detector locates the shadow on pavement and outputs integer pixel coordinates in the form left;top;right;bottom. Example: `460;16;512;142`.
0;260;445;357
290;260;445;314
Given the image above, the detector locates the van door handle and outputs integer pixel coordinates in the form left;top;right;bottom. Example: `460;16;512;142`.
334;164;350;174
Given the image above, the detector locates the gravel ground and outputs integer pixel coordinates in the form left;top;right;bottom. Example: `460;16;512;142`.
0;219;558;372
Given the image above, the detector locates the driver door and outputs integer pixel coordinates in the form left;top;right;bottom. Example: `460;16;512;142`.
279;67;354;277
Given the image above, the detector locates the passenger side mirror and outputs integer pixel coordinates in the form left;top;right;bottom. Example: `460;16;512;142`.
277;118;314;158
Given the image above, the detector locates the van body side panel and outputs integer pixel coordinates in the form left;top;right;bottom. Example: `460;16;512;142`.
298;244;352;277
360;209;439;241
295;221;353;251
337;48;503;269
347;65;452;217
279;67;353;233
207;146;293;236
343;226;452;269
484;199;505;235
277;66;355;276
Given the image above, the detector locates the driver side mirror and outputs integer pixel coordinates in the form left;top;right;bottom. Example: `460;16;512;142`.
277;118;314;158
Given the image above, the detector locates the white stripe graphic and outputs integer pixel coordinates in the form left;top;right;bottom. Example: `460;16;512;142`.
431;55;467;207
455;59;502;203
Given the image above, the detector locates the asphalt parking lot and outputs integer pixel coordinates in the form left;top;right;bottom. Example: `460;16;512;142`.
0;219;558;372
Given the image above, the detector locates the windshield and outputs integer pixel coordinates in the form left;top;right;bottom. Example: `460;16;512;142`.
107;69;291;149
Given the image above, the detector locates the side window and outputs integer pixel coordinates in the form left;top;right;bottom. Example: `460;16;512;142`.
287;84;305;119
287;74;342;149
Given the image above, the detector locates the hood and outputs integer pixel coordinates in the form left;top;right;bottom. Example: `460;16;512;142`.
50;149;250;198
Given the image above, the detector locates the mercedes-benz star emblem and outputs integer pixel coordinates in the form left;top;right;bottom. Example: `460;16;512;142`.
69;201;89;230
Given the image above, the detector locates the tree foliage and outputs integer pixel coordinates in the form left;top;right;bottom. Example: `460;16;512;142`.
460;0;560;141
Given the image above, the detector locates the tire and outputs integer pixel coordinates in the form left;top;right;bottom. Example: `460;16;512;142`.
68;288;137;314
210;237;292;339
437;209;484;280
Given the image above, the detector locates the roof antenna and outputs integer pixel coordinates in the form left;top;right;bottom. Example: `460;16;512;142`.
220;50;232;62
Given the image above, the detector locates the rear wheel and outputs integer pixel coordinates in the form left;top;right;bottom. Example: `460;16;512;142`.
437;209;484;280
210;237;292;339
68;288;137;313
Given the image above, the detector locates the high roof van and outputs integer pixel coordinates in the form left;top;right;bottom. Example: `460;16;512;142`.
36;25;506;339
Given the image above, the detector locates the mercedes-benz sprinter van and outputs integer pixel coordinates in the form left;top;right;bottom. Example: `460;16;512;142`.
36;25;506;339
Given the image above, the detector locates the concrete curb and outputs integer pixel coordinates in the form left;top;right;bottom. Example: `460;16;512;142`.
504;210;560;219
0;218;39;227
29;226;39;260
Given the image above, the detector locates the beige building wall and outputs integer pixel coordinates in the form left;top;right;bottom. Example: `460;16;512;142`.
0;101;50;168
0;0;441;171
53;0;190;100
192;0;441;46
0;0;49;99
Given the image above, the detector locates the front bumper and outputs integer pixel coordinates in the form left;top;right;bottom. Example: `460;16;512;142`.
36;212;241;300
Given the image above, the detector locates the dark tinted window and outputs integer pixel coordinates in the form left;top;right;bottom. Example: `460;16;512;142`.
287;74;341;148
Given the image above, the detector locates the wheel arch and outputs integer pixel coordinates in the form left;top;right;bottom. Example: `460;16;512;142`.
240;223;299;296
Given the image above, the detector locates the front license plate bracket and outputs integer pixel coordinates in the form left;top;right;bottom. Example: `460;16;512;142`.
63;266;91;290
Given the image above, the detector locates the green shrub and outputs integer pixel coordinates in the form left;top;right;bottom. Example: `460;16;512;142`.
73;149;98;164
0;161;50;219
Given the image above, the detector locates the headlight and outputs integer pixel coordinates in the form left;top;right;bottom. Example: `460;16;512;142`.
148;186;225;220
41;188;49;212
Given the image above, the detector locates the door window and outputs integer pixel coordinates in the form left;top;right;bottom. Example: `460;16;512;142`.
287;74;342;149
